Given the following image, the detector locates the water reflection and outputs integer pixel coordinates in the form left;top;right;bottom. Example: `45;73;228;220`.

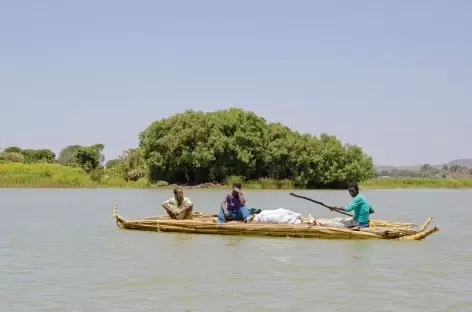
221;236;246;247
167;233;195;244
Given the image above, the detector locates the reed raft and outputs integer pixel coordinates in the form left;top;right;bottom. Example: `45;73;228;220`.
112;204;439;240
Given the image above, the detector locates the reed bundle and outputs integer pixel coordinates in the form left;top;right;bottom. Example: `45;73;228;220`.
113;204;439;241
135;212;415;228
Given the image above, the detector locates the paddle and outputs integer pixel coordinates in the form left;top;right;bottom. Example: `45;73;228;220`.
288;192;352;217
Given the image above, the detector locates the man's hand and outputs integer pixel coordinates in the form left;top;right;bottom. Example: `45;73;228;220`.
163;203;179;215
176;204;193;217
223;209;230;217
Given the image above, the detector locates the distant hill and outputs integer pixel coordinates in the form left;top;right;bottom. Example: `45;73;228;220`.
376;158;472;171
448;159;472;168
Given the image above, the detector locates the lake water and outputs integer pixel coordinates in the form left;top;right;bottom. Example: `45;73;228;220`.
0;188;471;311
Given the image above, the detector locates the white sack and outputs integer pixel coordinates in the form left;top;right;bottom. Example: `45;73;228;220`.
253;208;302;224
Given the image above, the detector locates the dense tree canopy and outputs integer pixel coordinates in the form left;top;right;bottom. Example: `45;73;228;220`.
58;145;84;165
74;144;105;173
56;144;105;172
139;108;375;188
0;146;55;163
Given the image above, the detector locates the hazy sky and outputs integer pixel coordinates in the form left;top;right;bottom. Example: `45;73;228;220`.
1;0;470;166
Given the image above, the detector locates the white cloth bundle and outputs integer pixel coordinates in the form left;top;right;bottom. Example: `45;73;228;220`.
253;208;302;224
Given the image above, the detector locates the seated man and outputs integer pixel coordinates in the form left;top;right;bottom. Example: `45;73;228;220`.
218;182;250;223
162;187;194;220
329;182;374;228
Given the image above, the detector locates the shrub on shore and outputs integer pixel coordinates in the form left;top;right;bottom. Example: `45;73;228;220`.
139;108;374;188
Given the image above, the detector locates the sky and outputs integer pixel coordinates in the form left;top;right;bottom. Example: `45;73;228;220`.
1;0;471;166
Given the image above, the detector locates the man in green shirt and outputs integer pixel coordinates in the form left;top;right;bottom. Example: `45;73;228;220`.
162;187;194;220
330;182;374;228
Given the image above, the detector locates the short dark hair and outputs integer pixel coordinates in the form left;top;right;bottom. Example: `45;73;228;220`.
173;187;183;194
232;182;242;189
348;182;359;190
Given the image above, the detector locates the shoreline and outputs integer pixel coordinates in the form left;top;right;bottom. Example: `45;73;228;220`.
2;179;472;190
2;162;472;190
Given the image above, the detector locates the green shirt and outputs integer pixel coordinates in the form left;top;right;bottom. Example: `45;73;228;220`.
344;194;372;225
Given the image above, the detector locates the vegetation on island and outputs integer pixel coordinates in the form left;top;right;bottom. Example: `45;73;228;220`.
366;162;472;188
362;177;472;189
1;108;471;189
138;108;374;188
375;163;472;179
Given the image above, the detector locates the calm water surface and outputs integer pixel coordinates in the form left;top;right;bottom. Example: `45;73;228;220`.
0;188;471;311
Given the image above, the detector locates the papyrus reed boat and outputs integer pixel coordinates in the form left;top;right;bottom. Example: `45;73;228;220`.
112;204;439;240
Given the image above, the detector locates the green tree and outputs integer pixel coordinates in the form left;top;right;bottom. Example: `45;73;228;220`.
21;149;56;163
104;148;146;181
4;146;22;153
57;144;104;172
1;147;56;163
74;144;105;173
58;145;83;165
139;108;374;188
119;148;146;181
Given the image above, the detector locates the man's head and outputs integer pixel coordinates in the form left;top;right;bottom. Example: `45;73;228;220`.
348;182;359;197
232;182;242;196
174;187;184;201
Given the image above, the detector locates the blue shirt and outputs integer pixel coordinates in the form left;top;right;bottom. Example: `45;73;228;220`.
344;194;372;225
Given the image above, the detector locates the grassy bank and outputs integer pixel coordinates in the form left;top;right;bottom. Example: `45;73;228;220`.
1;163;472;189
0;164;295;189
360;177;472;189
0;162;157;188
240;177;472;189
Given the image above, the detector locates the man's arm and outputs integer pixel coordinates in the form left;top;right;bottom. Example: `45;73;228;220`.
330;207;352;216
221;197;229;215
330;198;363;216
232;188;245;205
368;204;375;214
342;197;361;213
177;198;193;214
162;198;171;209
162;198;179;215
180;203;193;212
238;192;246;205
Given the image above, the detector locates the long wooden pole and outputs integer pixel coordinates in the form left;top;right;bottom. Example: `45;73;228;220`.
289;192;352;217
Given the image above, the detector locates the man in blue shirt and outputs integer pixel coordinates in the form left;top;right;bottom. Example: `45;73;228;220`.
218;182;250;223
330;182;374;228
